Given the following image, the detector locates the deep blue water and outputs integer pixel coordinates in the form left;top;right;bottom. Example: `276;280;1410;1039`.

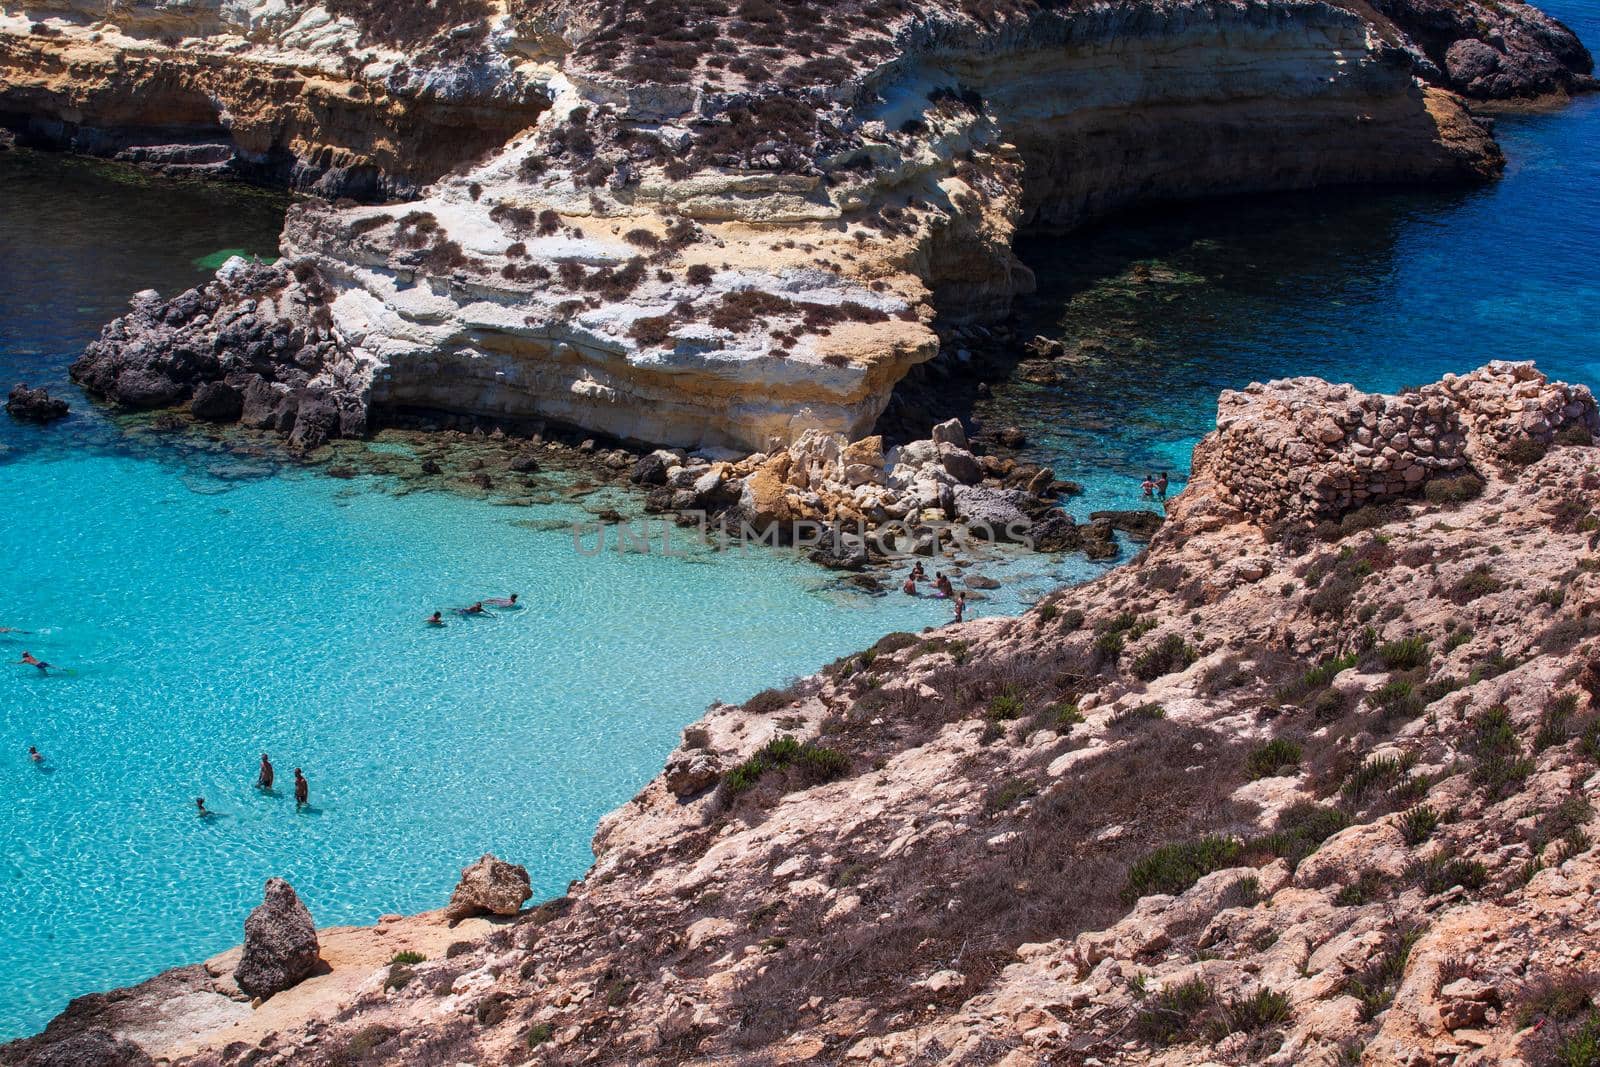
0;158;1099;1035
990;0;1600;506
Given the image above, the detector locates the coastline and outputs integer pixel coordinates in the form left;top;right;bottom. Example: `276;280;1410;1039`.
11;361;1600;1065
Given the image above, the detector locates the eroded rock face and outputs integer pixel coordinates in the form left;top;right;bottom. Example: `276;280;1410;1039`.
70;260;369;451
234;878;319;999
445;854;531;923
1199;361;1599;526
5;384;68;422
15;0;1580;450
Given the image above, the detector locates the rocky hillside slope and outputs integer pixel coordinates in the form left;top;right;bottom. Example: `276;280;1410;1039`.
10;0;1588;451
12;361;1600;1067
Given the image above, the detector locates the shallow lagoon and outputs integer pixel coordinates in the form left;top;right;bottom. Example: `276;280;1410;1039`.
0;154;1099;1036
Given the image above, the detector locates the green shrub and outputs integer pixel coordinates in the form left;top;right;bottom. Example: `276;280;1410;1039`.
1536;694;1579;752
1051;703;1085;731
1343;752;1417;804
1469;706;1534;799
1037;602;1058;623
1125;835;1241;900
1377;636;1430;671
1334;868;1389;907
1374;679;1425;724
384;964;416;992
1253;802;1349;867
1279;653;1357;702
1207;988;1292;1040
1133;977;1215;1045
1131;633;1200;681
1345;925;1422;1020
986;776;1039;811
526;1023;554;1047
987;686;1025;721
744;686;798;715
1559;1013;1600;1067
1423;473;1485;504
1449;564;1502;604
1246;738;1303;780
1411;849;1488;894
389;950;426;966
721;735;849;799
1060;608;1086;631
1504;435;1549;466
1398;805;1440;845
1109;703;1166;729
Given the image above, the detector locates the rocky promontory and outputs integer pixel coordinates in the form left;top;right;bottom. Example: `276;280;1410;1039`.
13;362;1600;1066
13;0;1588;451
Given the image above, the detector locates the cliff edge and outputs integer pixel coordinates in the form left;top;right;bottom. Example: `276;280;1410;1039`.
12;362;1600;1066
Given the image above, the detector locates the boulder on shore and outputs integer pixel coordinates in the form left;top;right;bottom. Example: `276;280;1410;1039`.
234;878;320;999
446;854;531;924
6;384;69;422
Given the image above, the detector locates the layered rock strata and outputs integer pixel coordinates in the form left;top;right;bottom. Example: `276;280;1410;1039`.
14;364;1600;1067
25;0;1590;450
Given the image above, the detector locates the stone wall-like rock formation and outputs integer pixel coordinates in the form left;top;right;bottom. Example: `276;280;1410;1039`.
1198;361;1599;526
9;0;1590;451
13;364;1600;1067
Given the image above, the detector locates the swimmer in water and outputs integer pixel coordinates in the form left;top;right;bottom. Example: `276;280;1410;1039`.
935;572;955;599
294;768;309;809
19;652;51;673
459;602;488;616
910;562;927;581
426;611;445;627
196;797;211;818
28;746;43;763
902;572;918;596
257;753;274;791
485;593;519;608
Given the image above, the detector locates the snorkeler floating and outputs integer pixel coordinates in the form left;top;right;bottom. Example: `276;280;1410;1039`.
18;651;53;673
485;593;519;608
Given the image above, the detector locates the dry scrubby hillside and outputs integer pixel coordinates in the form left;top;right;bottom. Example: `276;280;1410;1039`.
13;363;1600;1067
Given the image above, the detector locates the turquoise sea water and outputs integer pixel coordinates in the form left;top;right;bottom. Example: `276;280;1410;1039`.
0;158;1101;1035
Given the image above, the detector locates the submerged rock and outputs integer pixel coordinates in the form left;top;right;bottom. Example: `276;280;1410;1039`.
446;854;531;924
6;384;69;422
234;878;319;999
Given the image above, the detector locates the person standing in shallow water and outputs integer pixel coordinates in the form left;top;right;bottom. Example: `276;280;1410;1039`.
952;592;966;624
1141;473;1157;499
294;768;308;809
1157;471;1170;500
257;753;274;792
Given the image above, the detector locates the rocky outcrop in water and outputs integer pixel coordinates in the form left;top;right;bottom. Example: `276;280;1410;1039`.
233;878;319;1000
18;363;1600;1067
4;383;67;422
13;0;1588;450
70;259;367;450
